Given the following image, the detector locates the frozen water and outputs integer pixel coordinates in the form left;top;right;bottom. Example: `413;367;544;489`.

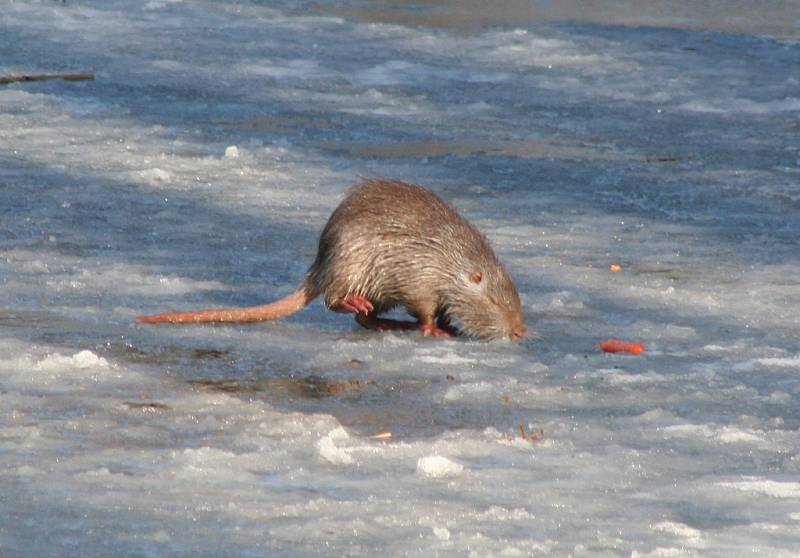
1;1;799;557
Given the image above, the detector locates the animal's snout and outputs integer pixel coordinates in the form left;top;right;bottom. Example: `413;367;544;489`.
510;323;527;342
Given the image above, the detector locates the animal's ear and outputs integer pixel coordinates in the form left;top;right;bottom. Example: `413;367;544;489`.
469;270;483;285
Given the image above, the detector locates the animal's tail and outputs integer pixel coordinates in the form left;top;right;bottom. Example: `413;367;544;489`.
135;287;311;324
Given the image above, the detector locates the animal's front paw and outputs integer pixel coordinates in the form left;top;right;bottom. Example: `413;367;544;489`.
330;294;374;314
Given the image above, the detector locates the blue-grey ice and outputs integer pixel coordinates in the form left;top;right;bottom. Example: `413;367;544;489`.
1;1;799;556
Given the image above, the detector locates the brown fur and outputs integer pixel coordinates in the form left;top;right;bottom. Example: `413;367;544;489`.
137;179;527;341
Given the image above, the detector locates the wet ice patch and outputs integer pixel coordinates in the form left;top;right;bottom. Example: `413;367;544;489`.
355;60;507;86
339;88;434;117
2;1;799;555
680;97;800;115
356;60;429;86
236;58;324;80
38;261;228;297
443;380;496;402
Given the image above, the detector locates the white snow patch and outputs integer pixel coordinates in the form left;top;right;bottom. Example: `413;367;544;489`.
478;30;632;72
754;355;800;368
432;526;451;541
145;0;184;10
652;521;704;547
236;58;323;80
716;429;765;444
543;290;586;314
443;381;495;401
138;167;172;184
224;145;240;158
475;506;535;521
585;368;666;385
168;447;259;483
317;427;354;465
717;478;800;499
417;350;477;366
35;350;109;372
631;549;698;558
417;455;464;478
661;424;766;445
151;530;171;543
1;1;798;555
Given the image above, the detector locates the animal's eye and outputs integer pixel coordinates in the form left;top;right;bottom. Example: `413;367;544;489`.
469;271;483;284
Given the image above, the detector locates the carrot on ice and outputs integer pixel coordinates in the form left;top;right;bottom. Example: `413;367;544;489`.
600;339;645;355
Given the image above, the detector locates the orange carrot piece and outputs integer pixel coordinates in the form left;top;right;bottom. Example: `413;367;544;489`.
600;339;645;355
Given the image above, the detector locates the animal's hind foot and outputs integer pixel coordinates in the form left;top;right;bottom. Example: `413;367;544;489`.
355;314;455;337
330;294;374;314
435;315;461;337
419;323;454;337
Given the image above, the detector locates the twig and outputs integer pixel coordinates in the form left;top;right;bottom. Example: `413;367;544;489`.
519;423;545;442
0;72;95;85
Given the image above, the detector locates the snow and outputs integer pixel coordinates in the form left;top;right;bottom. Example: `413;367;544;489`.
716;478;800;499
416;455;464;478
317;427;355;465
2;1;800;556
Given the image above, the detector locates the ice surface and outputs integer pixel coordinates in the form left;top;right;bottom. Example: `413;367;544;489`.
1;1;799;557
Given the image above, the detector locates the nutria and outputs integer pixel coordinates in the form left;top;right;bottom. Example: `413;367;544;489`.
137;179;527;341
